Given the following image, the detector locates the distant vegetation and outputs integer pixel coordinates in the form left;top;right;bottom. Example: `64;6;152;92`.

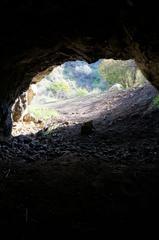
47;80;71;98
32;59;148;105
27;59;149;122
152;95;159;108
76;87;89;96
28;106;59;120
99;59;147;89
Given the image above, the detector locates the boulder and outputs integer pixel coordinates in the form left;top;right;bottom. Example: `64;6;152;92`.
108;84;124;92
23;113;36;123
81;120;94;135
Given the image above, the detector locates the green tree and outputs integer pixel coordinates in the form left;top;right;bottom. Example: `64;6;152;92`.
99;59;146;89
47;80;71;98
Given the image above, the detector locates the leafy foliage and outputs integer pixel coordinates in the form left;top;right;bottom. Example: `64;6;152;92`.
48;80;70;93
99;59;147;89
47;80;71;98
76;88;89;96
152;95;159;108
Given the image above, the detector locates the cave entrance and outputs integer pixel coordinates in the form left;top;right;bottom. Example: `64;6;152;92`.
12;59;153;136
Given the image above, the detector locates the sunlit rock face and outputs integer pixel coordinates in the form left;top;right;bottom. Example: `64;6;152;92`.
0;0;159;138
12;84;37;122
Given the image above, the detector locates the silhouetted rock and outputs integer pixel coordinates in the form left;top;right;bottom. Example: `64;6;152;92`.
81;120;94;135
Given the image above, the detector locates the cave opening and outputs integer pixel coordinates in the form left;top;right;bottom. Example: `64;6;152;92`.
1;53;159;236
12;58;151;137
1;0;159;237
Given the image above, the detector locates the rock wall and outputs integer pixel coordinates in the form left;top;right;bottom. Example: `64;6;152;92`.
0;0;159;138
12;84;37;122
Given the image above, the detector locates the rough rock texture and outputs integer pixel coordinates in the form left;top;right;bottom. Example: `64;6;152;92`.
22;113;36;123
1;84;159;236
12;84;37;122
0;0;159;137
27;84;37;105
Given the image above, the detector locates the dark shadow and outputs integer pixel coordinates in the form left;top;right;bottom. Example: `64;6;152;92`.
0;84;159;238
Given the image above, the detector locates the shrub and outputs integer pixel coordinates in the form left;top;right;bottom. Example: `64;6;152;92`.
90;88;101;95
76;88;89;96
47;80;71;98
99;59;146;89
152;95;159;108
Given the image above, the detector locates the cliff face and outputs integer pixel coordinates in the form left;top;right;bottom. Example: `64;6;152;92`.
0;0;159;138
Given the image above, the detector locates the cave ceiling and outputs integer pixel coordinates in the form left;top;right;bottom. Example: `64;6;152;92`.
0;0;159;103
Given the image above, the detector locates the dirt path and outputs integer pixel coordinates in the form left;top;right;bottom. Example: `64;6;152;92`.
1;84;159;238
42;84;157;121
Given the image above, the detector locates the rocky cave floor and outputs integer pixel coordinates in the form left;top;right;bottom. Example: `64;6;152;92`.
1;84;159;238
